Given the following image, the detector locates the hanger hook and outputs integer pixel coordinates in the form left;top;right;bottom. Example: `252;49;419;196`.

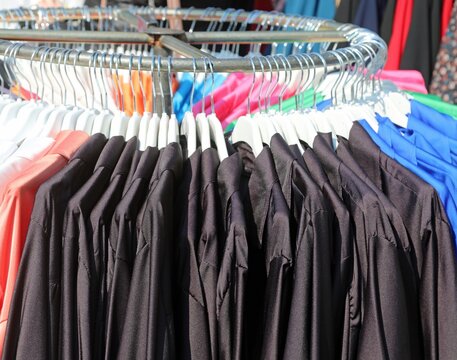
311;53;327;108
190;57;197;111
29;46;45;101
262;55;274;112
137;52;145;113
128;53;137;114
114;53;124;113
150;50;157;114
39;47;52;104
205;58;215;114
247;56;256;115
157;55;166;114
256;56;265;113
168;55;174;115
63;49;78;107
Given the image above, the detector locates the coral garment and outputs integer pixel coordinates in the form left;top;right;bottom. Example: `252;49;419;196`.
0;130;88;358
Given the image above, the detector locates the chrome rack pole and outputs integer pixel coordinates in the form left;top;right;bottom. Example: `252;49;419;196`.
0;41;378;73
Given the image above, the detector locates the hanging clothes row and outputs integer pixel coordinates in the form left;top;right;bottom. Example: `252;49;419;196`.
0;5;457;360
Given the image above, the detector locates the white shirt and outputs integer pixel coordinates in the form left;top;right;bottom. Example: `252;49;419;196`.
0;141;18;164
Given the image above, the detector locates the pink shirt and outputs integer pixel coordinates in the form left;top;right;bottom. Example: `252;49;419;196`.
0;131;88;358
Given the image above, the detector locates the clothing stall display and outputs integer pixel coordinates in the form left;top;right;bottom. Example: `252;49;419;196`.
333;0;456;89
0;5;457;360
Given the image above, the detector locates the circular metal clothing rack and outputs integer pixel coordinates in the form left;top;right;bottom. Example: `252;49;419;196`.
0;6;387;74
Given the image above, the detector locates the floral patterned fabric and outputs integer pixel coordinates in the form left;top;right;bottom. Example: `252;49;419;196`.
430;0;457;104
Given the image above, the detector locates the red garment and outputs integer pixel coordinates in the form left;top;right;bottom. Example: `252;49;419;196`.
254;0;273;11
0;131;88;358
441;0;454;38
385;0;414;70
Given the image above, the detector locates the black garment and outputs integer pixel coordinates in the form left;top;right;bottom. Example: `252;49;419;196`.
313;134;415;360
270;135;334;360
379;0;396;42
123;149;143;196
117;143;183;360
235;142;293;360
175;148;210;360
88;137;138;360
334;135;422;360
399;0;443;84
302;146;354;360
59;136;125;360
347;123;457;360
2;134;107;360
104;146;160;360
216;151;248;360
335;0;361;24
198;148;223;360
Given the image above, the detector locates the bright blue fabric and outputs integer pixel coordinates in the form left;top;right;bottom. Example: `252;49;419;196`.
410;100;457;140
174;73;228;122
404;115;457;165
359;119;457;238
173;73;193;120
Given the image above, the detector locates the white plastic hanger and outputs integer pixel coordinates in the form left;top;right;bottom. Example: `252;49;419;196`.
109;53;128;137
166;56;180;145
125;54;142;140
179;58;198;158
252;56;279;145
146;52;160;147
195;58;211;152
231;58;263;157
156;55;170;150
288;54;319;147
91;52;113;137
137;54;151;149
205;58;228;161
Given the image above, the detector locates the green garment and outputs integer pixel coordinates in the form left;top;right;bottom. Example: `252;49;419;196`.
407;91;457;119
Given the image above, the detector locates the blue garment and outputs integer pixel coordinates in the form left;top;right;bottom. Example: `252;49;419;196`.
376;117;457;228
173;73;193;121
316;99;332;111
410;100;457;140
353;0;387;33
175;73;228;121
359;119;457;238
404;115;457;165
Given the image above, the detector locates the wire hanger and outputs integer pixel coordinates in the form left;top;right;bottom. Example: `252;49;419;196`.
138;52;152;150
146;51;160;148
110;53;129;137
195;57;211;152
126;53;142;139
230;56;263;157
205;57;228;161
167;55;180;145
157;54;170;149
180;57;197;159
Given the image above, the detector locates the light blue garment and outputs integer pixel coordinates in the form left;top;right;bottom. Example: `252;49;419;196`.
359;119;457;238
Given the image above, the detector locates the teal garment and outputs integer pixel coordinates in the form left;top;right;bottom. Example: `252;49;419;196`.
285;0;316;16
316;0;336;18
